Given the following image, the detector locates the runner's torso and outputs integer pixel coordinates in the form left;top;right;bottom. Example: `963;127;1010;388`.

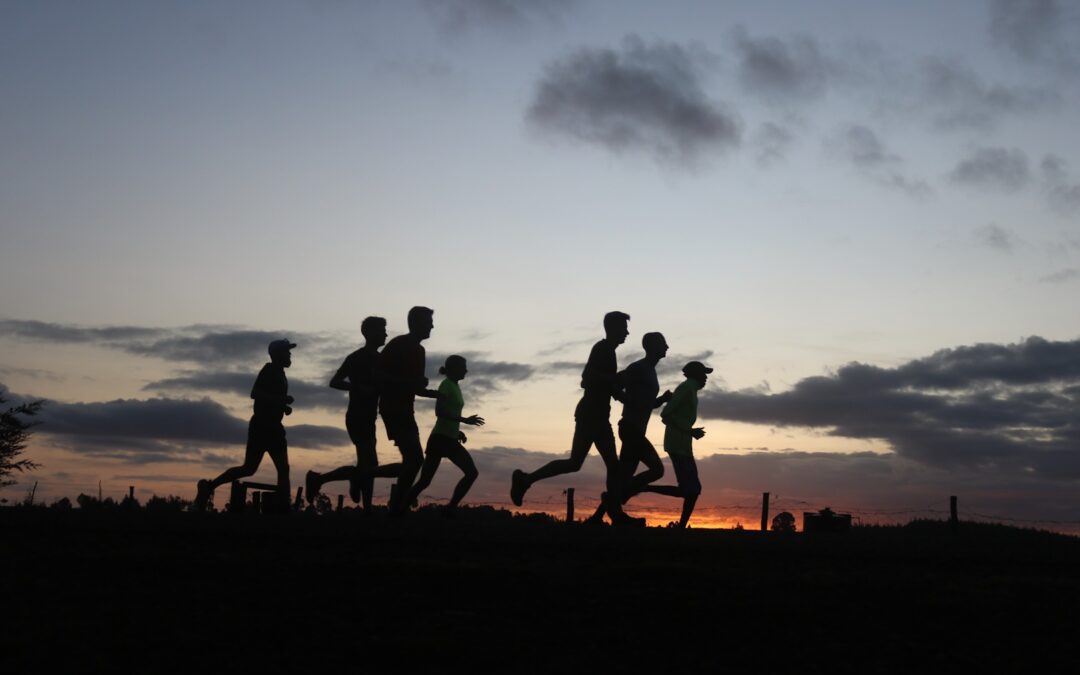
575;339;617;421
252;363;288;424
378;335;426;418
339;347;379;421
620;358;659;433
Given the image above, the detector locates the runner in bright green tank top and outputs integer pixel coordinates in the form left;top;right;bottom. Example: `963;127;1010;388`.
406;355;485;516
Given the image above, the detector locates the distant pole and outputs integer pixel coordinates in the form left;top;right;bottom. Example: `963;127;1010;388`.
294;487;304;511
566;488;575;523
128;486;134;500
336;494;344;512
98;480;102;502
950;495;958;534
761;492;770;532
230;481;245;512
28;481;38;505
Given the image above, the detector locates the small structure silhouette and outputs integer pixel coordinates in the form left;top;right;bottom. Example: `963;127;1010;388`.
803;507;852;533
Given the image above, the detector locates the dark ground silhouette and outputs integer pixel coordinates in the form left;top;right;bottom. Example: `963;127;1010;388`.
4;506;1080;672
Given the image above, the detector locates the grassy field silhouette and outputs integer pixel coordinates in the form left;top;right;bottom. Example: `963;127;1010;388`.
5;504;1079;672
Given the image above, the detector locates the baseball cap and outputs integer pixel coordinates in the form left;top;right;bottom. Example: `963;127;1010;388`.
682;361;713;377
268;339;297;356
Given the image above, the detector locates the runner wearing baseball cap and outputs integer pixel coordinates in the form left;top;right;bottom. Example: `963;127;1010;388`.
194;338;296;511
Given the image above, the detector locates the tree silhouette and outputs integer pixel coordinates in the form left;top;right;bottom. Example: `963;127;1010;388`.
772;511;796;532
0;395;43;488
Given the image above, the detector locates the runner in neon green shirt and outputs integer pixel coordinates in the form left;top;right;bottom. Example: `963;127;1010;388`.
642;360;712;528
406;355;485;515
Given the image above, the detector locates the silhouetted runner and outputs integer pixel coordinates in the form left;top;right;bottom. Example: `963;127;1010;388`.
194;339;296;511
306;317;396;510
354;306;440;515
641;360;711;528
586;332;672;523
405;355;485;516
510;311;641;525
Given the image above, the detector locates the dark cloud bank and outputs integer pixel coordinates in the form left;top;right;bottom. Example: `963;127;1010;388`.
0;320;535;397
1;384;348;464
698;336;1080;481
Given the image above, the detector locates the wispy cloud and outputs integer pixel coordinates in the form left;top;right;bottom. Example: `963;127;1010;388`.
949;147;1030;192
421;0;577;36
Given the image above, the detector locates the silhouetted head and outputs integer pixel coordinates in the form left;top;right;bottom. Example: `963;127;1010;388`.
361;316;388;348
439;354;468;381
682;361;713;388
407;306;434;341
603;311;630;345
642;332;668;360
268;339;295;368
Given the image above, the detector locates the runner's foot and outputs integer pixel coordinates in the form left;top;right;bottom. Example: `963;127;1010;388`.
610;511;647;528
304;471;320;505
510;469;527;507
194;479;212;511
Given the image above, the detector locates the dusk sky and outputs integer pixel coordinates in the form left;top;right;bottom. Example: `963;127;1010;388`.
3;0;1079;529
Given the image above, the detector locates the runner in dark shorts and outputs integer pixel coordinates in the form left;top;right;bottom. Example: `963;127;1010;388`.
355;306;440;514
194;339;296;511
510;311;642;525
405;355;485;516
586;331;672;523
306;316;394;510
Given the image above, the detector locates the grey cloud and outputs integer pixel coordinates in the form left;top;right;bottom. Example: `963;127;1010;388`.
949;147;1030;191
145;371;348;412
731;27;833;102
837;124;897;167
973;224;1019;252
989;0;1080;74
833;125;932;198
0;319;341;367
1042;154;1069;182
422;0;576;36
1048;183;1080;213
6;386;348;462
919;57;1059;131
426;352;535;394
0;319;166;344
1039;268;1079;283
123;329;322;365
1040;154;1080;214
696;336;1080;478
753;122;794;166
527;35;741;165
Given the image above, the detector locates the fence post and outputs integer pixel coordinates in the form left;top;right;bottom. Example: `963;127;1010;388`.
229;481;245;512
128;485;134;501
566;488;575;523
950;495;958;534
294;487;303;511
761;492;770;532
337;494;344;512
